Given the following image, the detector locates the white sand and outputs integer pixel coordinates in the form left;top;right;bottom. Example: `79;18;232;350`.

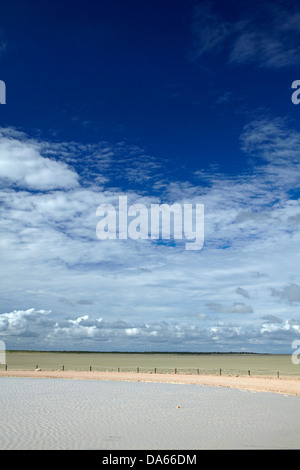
0;376;300;450
0;369;299;396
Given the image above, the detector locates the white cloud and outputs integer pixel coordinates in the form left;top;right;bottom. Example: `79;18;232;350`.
0;305;298;352
0;116;300;352
260;319;300;335
0;308;52;337
0;128;79;190
69;315;89;325
125;328;141;336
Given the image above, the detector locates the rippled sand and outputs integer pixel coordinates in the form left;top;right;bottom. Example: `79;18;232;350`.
0;377;300;449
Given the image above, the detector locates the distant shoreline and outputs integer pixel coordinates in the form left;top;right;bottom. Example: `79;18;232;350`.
0;369;299;396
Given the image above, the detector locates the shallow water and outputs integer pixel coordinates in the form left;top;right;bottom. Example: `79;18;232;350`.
0;377;299;449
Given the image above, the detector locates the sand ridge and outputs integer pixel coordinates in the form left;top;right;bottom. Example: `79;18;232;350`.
0;369;299;396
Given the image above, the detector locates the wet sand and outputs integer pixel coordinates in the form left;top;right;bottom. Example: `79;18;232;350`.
0;369;299;396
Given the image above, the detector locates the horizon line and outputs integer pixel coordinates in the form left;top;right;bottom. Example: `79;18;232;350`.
4;349;288;355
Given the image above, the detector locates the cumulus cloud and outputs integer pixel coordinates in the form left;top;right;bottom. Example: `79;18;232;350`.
0;308;52;337
0;128;79;190
260;319;300;335
125;327;142;336
1;308;299;353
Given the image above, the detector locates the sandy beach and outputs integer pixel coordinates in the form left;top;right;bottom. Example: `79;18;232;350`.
0;369;299;396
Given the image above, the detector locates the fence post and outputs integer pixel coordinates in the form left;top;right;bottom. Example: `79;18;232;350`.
248;370;250;376
118;367;120;373
90;366;92;372
137;367;139;373
5;364;7;371
277;371;279;378
219;368;222;376
197;368;199;375
62;365;64;371
175;368;177;374
154;368;156;374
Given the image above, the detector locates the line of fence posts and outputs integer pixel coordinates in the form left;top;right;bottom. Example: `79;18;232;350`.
52;366;279;376
0;364;282;378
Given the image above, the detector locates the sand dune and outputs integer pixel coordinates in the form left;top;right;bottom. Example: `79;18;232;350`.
0;369;299;396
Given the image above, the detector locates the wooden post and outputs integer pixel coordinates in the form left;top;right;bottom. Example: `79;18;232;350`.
62;365;64;371
219;368;222;376
89;366;92;372
277;371;279;378
137;367;139;373
36;365;38;369
175;368;177;374
118;367;120;373
197;368;199;375
154;368;156;374
248;370;250;376
5;364;7;371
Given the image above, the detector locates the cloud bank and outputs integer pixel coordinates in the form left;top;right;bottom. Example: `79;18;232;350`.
0;114;300;352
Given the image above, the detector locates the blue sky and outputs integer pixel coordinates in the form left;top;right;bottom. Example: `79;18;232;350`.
0;0;300;353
